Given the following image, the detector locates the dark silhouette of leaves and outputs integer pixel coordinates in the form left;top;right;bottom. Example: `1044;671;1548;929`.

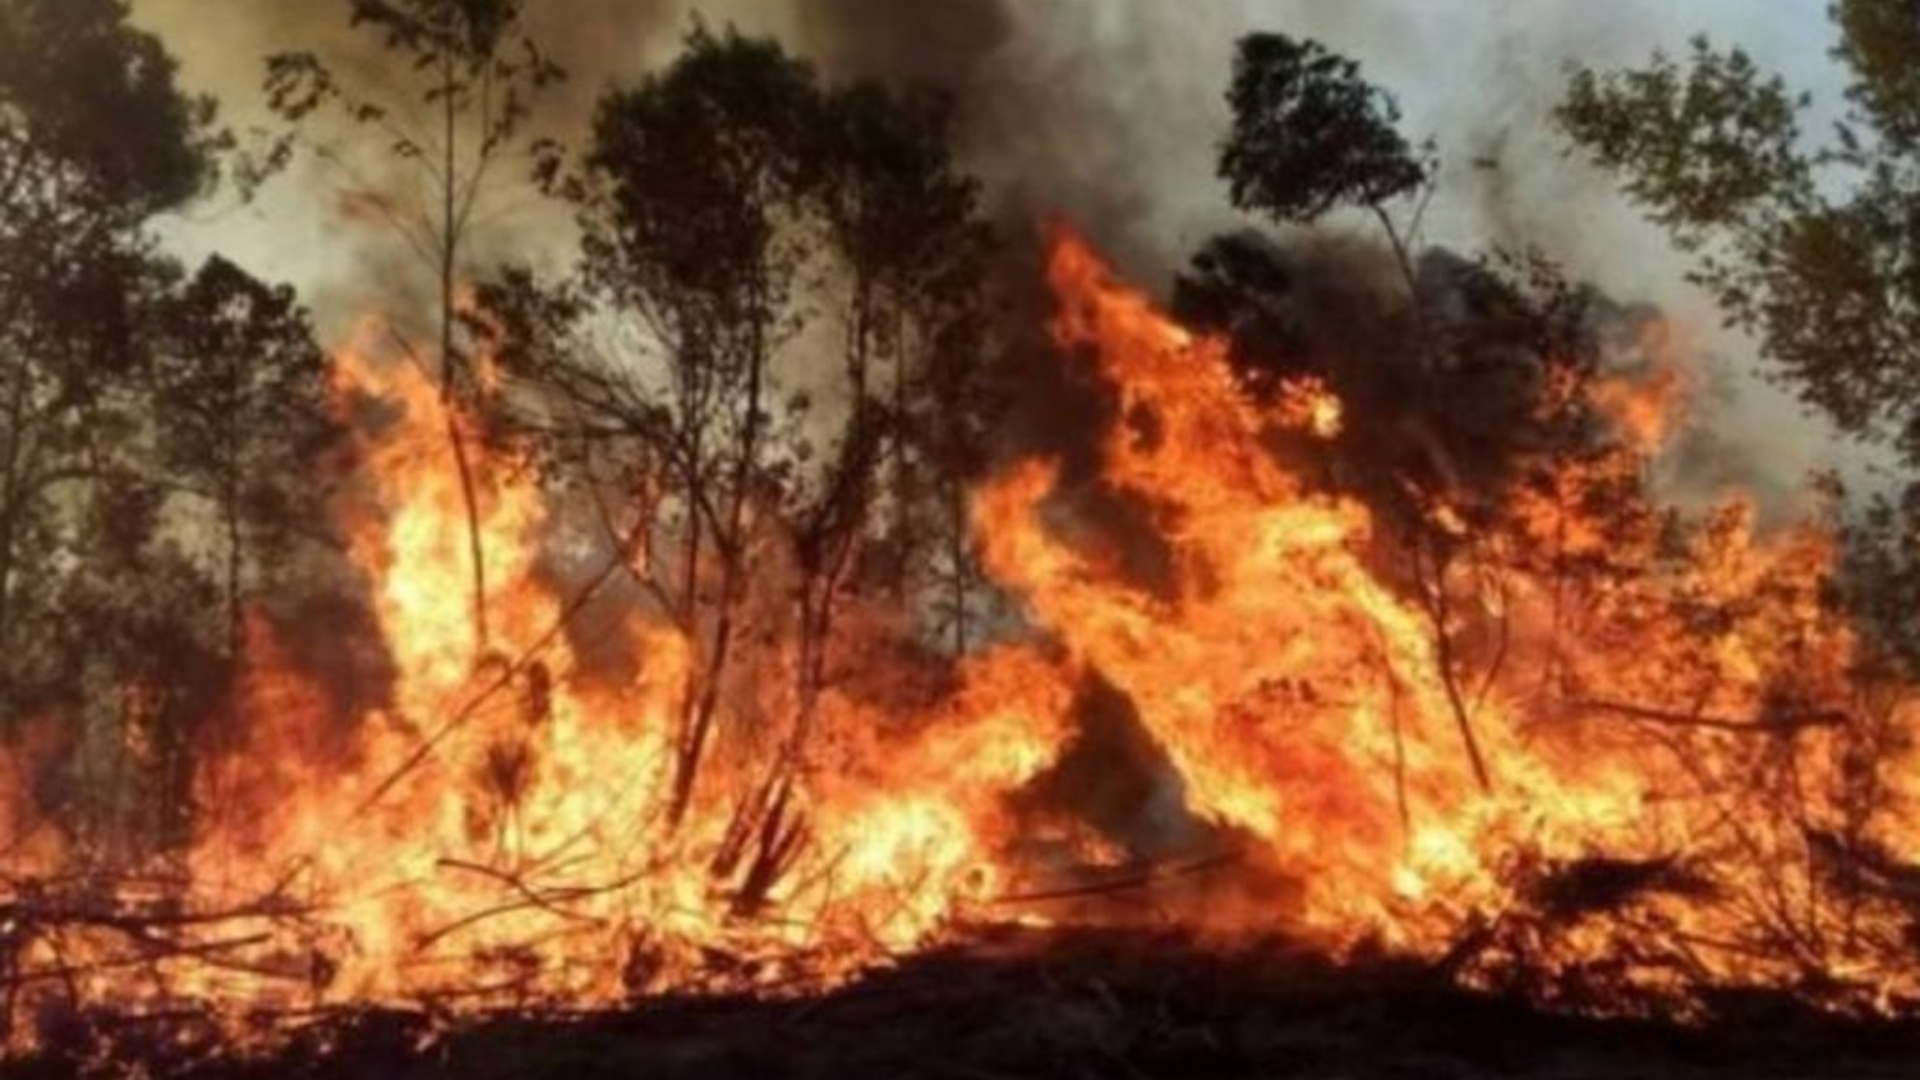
1220;33;1428;225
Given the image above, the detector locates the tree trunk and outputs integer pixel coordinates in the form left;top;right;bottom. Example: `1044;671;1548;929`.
669;300;769;827
670;568;737;826
890;308;914;599
223;354;246;673
440;44;489;657
948;477;970;655
0;354;32;725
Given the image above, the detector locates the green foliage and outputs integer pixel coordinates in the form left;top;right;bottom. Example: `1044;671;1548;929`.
1219;33;1428;224
1833;478;1920;677
1561;39;1812;239
1564;4;1920;672
1833;0;1920;153
1560;11;1920;461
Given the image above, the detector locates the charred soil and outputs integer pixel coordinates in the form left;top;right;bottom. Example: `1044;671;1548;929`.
15;928;1920;1080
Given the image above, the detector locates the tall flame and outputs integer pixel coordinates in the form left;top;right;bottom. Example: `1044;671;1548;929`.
4;230;1919;1053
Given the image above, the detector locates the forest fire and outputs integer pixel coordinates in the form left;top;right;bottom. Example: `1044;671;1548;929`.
10;2;1920;1075
4;227;1920;1063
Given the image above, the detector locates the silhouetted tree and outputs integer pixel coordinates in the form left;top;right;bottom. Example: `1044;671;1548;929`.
915;283;999;655
489;28;998;854
1560;3;1916;457
55;497;224;862
1560;0;1920;672
153;257;337;672
1208;33;1477;500
813;81;992;625
266;0;564;655
1177;236;1618;508
0;0;225;730
0;0;222;217
572;26;822;828
1220;33;1430;264
1203;33;1600;790
1834;476;1920;676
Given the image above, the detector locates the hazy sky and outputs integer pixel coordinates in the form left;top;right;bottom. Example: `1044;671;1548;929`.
130;0;1863;497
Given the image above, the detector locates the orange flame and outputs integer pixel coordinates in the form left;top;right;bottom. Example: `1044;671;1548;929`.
3;229;1919;1052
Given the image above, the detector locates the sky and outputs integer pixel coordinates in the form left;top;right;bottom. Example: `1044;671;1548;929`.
128;0;1867;501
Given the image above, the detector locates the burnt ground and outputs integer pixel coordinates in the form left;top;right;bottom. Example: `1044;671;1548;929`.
14;928;1920;1080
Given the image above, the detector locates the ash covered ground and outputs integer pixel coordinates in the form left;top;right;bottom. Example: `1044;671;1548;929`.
19;928;1920;1080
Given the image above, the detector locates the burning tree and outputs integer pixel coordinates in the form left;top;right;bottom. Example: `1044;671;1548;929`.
151;258;338;682
0;0;285;868
483;25;999;857
7;7;1920;1073
1561;0;1920;677
265;0;565;658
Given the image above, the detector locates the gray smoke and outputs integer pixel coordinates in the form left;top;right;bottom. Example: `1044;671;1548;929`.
129;0;675;336
128;0;1872;496
795;0;1012;90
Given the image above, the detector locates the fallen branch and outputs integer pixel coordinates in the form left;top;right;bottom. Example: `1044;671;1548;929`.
1577;698;1848;736
995;850;1245;906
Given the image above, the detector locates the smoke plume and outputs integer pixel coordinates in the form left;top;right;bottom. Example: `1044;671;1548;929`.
127;0;1869;496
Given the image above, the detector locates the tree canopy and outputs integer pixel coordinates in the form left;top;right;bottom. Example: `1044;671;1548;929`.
485;26;998;837
1561;1;1920;461
0;0;223;216
1219;32;1429;227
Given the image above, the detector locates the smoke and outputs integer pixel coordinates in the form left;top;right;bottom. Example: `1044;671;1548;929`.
792;0;1868;499
127;0;1870;496
129;0;677;125
128;0;677;337
795;0;1012;91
